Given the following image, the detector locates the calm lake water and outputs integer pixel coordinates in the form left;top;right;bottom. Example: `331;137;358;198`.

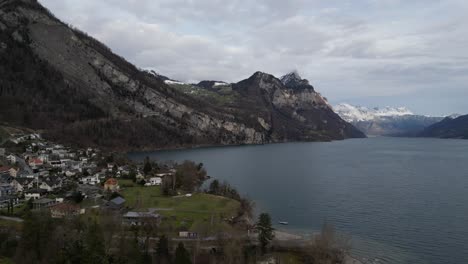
129;137;468;264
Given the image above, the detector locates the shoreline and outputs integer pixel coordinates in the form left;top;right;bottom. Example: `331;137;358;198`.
272;229;364;264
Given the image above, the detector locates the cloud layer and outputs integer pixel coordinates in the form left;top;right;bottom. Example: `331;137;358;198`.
39;0;468;115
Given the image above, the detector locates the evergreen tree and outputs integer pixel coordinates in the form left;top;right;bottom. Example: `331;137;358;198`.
143;156;152;175
209;179;220;194
174;242;191;264
256;213;274;255
156;235;171;264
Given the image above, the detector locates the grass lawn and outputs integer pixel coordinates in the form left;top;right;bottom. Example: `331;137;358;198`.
0;203;29;219
120;183;241;234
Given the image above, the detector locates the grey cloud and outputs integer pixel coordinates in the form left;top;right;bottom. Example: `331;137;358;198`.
39;0;468;115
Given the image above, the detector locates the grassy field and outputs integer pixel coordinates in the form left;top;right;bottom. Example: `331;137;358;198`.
119;180;241;234
168;83;240;105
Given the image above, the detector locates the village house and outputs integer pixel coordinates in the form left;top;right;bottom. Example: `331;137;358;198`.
80;175;100;185
0;166;10;176
104;178;119;192
6;154;17;163
25;189;48;200
0;166;18;177
50;203;82;218
105;196;126;210
145;177;162;186
11;178;36;193
8;167;19;177
123;211;161;226
39;178;63;192
28;157;44;167
32;198;57;209
178;231;198;239
49;160;62;168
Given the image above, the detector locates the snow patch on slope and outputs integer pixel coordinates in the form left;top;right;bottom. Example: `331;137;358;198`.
164;80;186;85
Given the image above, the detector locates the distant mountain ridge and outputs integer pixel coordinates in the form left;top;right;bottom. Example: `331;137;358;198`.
419;115;468;139
334;103;414;122
0;0;364;151
334;103;443;136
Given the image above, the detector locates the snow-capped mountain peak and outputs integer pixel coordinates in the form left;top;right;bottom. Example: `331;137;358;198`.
334;103;414;122
280;71;302;84
280;71;313;90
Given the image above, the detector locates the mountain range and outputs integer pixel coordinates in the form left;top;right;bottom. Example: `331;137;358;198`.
0;0;364;151
334;103;444;136
419;115;468;139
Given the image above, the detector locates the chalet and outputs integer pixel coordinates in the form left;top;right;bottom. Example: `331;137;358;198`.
38;154;49;163
77;184;101;198
25;189;47;200
145;177;162;186
104;178;119;192
123;211;161;226
28;158;43;167
8;167;19;177
32;198;56;209
39;178;62;192
106;196;126;210
6;154;16;163
65;169;79;177
178;231;198;239
49;160;62;168
11;178;36;192
0;166;11;175
50;203;82;218
80;175;100;185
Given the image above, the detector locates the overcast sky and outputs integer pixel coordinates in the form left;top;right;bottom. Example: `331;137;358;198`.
39;0;468;116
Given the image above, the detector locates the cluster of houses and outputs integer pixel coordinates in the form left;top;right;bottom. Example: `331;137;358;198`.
0;133;174;224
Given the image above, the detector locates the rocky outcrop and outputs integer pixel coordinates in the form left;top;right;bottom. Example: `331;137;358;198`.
0;0;364;151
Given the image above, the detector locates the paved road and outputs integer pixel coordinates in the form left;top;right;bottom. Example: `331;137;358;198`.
0;215;24;222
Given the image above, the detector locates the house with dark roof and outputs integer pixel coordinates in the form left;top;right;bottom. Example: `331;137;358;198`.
105;196;126;210
32;198;56;209
123;211;161;226
11;178;36;193
39;177;63;192
25;188;48;200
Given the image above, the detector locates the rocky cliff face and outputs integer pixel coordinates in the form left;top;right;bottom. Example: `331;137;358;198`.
0;0;364;150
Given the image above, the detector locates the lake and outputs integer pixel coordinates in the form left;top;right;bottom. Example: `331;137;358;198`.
129;137;468;264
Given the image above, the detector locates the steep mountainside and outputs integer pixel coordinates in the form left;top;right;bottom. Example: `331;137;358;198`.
419;115;468;139
335;104;443;136
0;0;364;151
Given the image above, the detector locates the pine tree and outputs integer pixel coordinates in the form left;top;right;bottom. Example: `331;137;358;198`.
174;242;191;264
257;213;274;255
143;156;152;175
156;235;171;264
